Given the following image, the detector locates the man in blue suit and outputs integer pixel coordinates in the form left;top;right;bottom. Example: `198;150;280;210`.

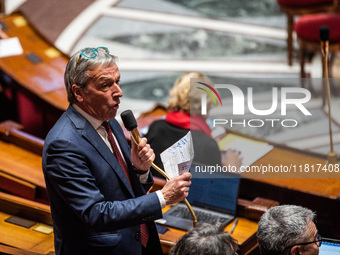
42;47;192;255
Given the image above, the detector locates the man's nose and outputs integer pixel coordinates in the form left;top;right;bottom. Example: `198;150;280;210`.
112;83;123;97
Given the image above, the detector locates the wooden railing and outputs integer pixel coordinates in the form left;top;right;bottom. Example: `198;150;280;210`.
0;121;47;203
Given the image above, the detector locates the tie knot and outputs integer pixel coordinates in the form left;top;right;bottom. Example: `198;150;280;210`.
102;121;110;132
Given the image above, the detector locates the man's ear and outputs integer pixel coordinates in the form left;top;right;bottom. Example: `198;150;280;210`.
290;245;301;255
72;84;83;102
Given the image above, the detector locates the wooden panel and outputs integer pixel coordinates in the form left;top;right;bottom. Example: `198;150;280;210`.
0;121;47;202
0;172;36;200
0;191;51;226
0;140;45;189
0;120;44;156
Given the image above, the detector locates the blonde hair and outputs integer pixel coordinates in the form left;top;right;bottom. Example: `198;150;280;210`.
168;72;214;115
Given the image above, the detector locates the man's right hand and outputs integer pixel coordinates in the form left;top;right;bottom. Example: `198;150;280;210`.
160;172;192;205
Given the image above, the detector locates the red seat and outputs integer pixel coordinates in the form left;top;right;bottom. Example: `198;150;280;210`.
294;13;340;105
295;13;340;41
294;13;340;78
276;0;337;65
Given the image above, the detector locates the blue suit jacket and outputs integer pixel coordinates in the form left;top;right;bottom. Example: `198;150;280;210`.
42;106;163;255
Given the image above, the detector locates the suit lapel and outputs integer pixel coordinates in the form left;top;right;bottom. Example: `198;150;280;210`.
110;120;132;165
110;119;144;195
67;106;135;197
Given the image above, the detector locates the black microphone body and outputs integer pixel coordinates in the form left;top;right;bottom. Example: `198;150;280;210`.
121;110;137;131
121;109;171;179
121;110;142;149
320;26;329;61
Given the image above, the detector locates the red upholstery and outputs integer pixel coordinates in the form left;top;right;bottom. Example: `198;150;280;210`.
294;13;340;42
277;0;333;7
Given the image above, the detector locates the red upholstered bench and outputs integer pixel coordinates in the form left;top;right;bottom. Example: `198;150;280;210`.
294;13;340;78
276;0;337;65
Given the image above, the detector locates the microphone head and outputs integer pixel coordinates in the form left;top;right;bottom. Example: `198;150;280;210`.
320;26;329;42
121;110;138;131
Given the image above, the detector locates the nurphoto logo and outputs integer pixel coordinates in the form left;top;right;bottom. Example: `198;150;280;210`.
196;82;223;113
196;81;312;128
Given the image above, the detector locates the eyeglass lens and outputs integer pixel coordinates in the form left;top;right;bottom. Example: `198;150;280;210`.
75;47;109;71
82;50;96;58
82;47;109;58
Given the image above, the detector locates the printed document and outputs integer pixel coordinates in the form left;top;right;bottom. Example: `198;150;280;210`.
160;131;194;178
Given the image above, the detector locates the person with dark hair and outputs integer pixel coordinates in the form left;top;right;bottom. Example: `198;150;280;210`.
257;205;321;255
169;222;238;255
42;47;192;255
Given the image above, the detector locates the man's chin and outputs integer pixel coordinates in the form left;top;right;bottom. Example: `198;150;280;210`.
108;110;117;120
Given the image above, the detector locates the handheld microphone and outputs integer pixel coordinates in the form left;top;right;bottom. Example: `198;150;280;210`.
121;110;197;227
320;26;337;164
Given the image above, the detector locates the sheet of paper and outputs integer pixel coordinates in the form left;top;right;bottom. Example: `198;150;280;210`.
160;131;194;178
219;134;273;169
0;37;23;57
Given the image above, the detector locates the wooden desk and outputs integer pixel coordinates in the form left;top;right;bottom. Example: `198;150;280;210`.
0;211;54;254
240;143;339;198
0;191;54;255
242;149;340;198
0;13;68;137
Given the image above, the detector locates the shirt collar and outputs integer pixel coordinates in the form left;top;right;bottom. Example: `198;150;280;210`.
72;104;103;130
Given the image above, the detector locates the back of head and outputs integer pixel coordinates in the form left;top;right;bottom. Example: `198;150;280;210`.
64;47;118;104
257;205;315;255
168;72;214;115
169;223;238;255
